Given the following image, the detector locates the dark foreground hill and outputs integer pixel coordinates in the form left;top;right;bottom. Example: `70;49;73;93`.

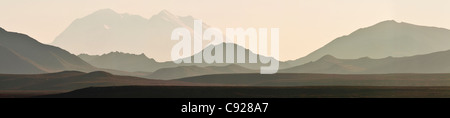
147;65;257;80
0;71;209;91
175;73;450;86
38;86;450;98
32;73;450;98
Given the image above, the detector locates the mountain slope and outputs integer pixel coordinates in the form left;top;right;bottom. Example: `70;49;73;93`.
288;20;450;66
281;49;450;74
52;9;210;62
0;27;95;74
0;45;45;74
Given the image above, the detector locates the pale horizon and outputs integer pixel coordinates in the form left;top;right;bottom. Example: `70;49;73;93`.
1;0;450;61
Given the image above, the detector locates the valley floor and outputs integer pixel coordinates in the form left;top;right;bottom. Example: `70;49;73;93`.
0;90;67;98
36;86;450;98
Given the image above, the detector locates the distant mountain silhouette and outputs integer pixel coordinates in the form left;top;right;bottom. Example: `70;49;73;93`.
0;71;207;91
52;9;210;62
174;43;290;70
0;27;95;74
281;49;450;74
78;52;166;72
287;20;450;67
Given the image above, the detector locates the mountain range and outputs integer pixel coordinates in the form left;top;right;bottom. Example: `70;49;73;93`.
78;43;287;78
4;9;450;80
5;12;450;97
70;19;450;76
52;9;210;62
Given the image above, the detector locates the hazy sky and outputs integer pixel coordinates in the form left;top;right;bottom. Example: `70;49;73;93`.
1;0;450;61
